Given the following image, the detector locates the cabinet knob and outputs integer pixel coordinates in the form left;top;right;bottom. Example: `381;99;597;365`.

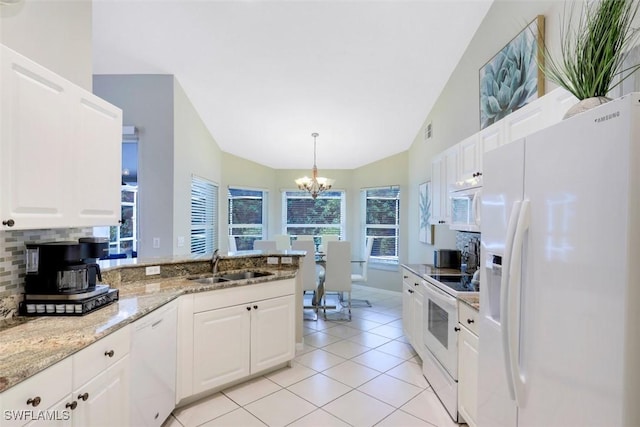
454;326;461;332
253;305;258;310
104;350;115;358
414;282;420;287
403;275;408;279
66;401;78;410
408;289;414;294
246;306;251;311
26;396;41;407
78;392;89;401
467;318;475;324
2;219;15;227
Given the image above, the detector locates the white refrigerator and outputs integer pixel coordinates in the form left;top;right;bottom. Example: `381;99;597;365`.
478;93;640;427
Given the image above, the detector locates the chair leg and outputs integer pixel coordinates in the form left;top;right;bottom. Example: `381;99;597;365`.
322;294;327;320
348;291;352;321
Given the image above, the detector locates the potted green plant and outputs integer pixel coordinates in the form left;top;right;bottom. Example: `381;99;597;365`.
543;0;640;118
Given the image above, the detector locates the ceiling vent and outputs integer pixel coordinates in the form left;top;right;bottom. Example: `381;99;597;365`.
424;122;433;141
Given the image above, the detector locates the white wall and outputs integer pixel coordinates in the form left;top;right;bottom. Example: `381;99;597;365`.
173;79;224;256
0;0;92;90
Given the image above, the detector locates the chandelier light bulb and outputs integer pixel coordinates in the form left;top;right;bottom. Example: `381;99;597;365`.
295;133;334;199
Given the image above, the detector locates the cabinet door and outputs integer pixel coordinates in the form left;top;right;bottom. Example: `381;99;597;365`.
73;355;130;427
71;89;122;227
0;46;73;230
23;394;74;427
193;305;251;394
458;326;479;427
430;155;446;225
458;135;480;182
502;98;545;143
443;145;459;224
250;295;295;373
402;281;414;343
478;123;504;172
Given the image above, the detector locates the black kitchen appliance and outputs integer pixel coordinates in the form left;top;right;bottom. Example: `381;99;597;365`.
21;239;118;316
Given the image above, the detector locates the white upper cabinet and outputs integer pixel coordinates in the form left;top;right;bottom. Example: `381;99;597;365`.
0;45;122;230
430;145;459;225
458;134;481;182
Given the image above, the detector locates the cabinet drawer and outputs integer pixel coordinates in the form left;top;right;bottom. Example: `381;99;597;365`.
72;324;131;390
459;302;479;336
1;357;72;421
193;279;295;313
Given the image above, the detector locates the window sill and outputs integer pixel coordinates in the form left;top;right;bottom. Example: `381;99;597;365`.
369;262;399;272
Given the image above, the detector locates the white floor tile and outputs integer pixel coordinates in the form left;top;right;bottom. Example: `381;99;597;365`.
345;317;383;331
401;390;459;427
160;414;183;427
243;389;317;427
322;390;395;427
200;408;267;427
295;348;346;371
265;361;317;388
385;361;430;388
322;340;370;359
354;311;398;324
347;332;392;349
386;319;403;328
375;409;434;426
368;324;405;339
303;331;343;348
395;335;411;344
222;376;282;406
407;354;422;365
323;324;361;339
172;392;239;427
375;340;418;360
322;360;380;388
357;374;423;408
287;409;351;427
351;349;406;373
295;342;317;356
287;373;352;406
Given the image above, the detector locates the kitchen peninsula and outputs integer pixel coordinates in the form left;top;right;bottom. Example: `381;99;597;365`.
0;250;304;427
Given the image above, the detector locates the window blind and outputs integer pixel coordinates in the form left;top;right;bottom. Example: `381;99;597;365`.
283;190;345;239
191;176;218;254
363;186;400;264
228;188;266;250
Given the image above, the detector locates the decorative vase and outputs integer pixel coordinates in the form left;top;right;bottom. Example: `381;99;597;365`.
563;96;612;119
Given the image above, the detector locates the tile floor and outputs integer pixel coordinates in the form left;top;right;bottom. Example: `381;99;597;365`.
163;285;460;427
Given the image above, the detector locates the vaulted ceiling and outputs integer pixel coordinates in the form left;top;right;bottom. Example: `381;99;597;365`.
92;0;493;169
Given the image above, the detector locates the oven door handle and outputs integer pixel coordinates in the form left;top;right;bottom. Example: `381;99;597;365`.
424;281;457;307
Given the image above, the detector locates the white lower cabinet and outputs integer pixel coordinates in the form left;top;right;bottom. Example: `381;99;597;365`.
458;302;479;427
401;268;425;360
180;279;296;402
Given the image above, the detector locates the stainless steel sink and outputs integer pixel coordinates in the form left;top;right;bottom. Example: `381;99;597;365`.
188;276;230;285
218;271;273;281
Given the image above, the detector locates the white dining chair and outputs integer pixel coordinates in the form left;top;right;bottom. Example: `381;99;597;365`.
351;237;375;307
253;240;277;251
292;240;319;320
322;241;352;320
274;234;291;251
320;234;339;253
228;235;238;252
297;235;315;241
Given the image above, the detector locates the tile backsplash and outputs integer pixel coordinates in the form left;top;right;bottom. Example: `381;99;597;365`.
0;228;94;297
456;231;481;271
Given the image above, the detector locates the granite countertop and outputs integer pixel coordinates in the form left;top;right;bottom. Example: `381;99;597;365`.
402;263;480;311
0;267;297;393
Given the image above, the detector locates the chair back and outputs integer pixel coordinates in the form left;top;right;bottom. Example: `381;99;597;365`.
320;234;339;253
253;240;277;251
355;237;375;282
324;241;351;292
292;240;317;292
297;235;315;241
228;235;238;252
274;234;291;251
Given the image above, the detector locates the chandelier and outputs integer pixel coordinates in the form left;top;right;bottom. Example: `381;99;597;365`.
295;132;334;199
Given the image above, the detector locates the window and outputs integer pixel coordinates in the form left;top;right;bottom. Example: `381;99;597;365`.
282;190;345;242
363;186;400;265
228;187;267;250
191;176;218;254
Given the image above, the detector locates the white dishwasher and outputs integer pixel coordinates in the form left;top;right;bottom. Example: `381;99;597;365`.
131;300;178;427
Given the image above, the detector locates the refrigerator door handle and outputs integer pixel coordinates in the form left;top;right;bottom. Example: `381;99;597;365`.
501;200;521;401
507;199;530;408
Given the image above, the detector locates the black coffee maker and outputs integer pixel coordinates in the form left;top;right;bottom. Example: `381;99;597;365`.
25;239;107;294
22;238;118;316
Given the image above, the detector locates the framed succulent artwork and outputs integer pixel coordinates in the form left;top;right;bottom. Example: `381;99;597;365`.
419;181;433;244
480;15;545;130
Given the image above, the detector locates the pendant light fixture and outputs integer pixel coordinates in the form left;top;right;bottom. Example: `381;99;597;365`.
295;132;334;199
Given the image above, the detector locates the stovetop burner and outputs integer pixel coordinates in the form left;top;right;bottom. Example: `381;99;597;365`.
426;274;479;295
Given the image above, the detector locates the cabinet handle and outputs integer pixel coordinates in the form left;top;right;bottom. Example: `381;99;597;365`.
454;326;461;332
26;396;41;407
253;305;258;309
2;219;15;227
66;401;77;410
104;350;115;358
77;392;89;401
246;306;251;311
407;289;414;294
467;318;475;324
414;282;420;287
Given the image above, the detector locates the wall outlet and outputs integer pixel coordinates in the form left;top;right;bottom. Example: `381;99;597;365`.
153;238;160;249
177;236;185;247
145;265;161;275
267;257;280;265
281;257;293;264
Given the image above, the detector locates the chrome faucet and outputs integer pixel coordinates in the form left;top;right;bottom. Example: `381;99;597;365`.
211;249;220;275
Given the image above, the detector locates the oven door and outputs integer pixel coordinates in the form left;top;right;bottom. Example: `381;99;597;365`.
423;281;459;379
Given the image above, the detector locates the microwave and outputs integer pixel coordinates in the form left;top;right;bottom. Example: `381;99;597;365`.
449;176;482;232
